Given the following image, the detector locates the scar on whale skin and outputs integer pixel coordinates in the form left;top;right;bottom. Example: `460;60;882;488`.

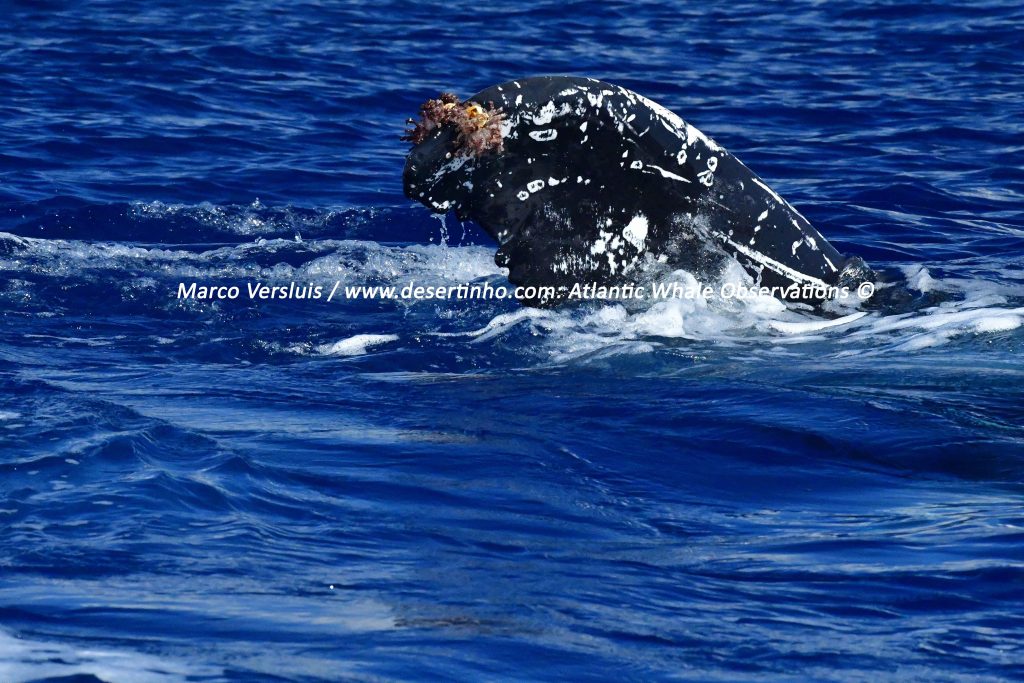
402;76;873;307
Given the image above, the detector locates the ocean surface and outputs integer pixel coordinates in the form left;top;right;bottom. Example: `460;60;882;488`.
2;1;1023;681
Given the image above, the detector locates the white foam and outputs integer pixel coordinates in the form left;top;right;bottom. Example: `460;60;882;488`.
317;334;399;356
445;307;558;343
442;257;1023;362
768;311;870;334
972;314;1021;333
4;219;1020;363
0;233;501;298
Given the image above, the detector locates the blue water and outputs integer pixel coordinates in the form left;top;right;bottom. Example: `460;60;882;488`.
2;1;1023;681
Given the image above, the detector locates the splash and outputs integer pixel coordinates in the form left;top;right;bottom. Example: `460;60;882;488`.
2;204;1021;367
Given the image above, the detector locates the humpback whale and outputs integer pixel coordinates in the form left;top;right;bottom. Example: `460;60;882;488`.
403;76;872;306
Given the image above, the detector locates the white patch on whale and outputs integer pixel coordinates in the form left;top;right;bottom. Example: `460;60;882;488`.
645;164;691;183
633;92;722;151
720;234;830;289
533;101;557;125
623;215;648;251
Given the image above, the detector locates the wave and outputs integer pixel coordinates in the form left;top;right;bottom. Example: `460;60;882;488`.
1;201;1022;367
2;199;477;246
0;628;220;683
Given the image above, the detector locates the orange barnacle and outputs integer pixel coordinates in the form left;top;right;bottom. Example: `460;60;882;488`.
402;93;505;156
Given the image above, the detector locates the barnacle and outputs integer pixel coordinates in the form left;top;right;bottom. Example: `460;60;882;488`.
402;93;505;157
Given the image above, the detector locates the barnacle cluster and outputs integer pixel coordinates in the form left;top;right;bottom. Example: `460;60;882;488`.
402;93;505;156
